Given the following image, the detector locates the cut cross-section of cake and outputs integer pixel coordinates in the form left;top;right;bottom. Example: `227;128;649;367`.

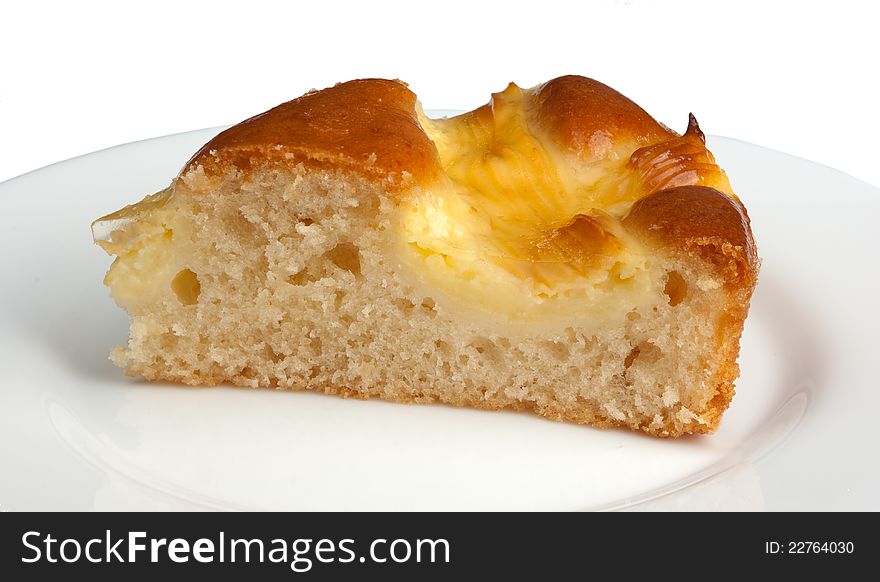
92;76;758;437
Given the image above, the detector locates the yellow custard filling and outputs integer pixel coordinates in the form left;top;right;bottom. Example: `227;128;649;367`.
397;84;659;323
92;188;190;311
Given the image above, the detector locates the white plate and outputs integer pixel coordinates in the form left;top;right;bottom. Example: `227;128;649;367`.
1;117;878;511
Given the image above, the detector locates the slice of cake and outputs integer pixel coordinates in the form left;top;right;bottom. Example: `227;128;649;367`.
92;76;758;437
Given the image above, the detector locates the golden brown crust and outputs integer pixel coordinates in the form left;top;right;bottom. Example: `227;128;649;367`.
183;76;732;205
183;79;443;188
531;75;673;159
627;115;734;196
622;185;759;288
182;76;697;189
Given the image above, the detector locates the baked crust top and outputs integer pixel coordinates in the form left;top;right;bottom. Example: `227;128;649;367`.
185;79;443;186
181;76;757;286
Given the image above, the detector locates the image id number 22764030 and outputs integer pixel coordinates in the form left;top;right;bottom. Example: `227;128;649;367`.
765;541;854;555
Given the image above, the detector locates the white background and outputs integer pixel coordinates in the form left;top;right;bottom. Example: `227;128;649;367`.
2;0;878;187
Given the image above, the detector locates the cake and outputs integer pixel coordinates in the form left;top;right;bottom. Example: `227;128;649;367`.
92;76;758;437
